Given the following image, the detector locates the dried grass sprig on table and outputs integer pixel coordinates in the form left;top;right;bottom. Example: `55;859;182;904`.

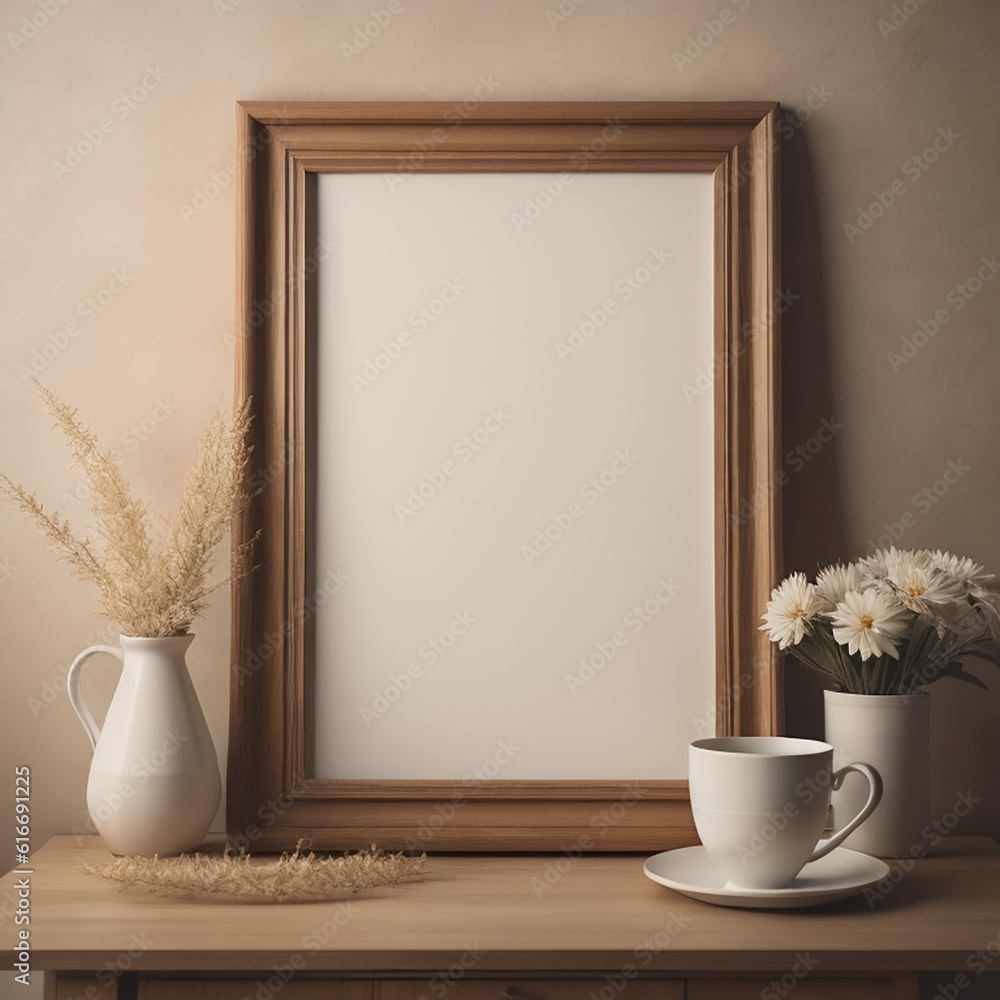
81;843;427;902
0;381;257;637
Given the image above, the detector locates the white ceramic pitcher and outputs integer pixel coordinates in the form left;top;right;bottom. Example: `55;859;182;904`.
67;634;221;857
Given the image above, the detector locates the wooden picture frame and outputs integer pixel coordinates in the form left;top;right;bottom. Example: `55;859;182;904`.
228;101;781;851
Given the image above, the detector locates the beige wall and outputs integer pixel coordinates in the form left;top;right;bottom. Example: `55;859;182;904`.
1;0;998;964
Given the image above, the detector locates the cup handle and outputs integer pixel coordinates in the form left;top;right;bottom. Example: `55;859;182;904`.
809;762;883;862
67;645;124;751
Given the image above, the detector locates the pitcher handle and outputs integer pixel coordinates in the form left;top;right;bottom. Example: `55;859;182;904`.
809;762;883;862
67;645;124;750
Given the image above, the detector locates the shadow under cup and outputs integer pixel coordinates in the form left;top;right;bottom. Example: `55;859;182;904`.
689;736;838;890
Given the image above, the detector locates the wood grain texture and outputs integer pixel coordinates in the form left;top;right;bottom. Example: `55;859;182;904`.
230;101;781;850
3;836;998;975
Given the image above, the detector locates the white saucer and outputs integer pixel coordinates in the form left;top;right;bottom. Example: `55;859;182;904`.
643;846;890;909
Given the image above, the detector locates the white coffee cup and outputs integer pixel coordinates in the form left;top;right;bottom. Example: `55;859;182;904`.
689;736;882;890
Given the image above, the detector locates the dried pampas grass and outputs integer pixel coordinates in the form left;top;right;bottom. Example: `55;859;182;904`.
0;380;257;637
81;843;427;902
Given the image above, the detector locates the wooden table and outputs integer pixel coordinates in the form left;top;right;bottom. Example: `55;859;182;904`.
3;836;1000;1000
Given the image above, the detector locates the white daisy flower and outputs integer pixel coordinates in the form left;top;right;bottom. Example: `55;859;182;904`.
858;547;904;583
925;550;993;588
889;560;961;609
759;573;821;649
816;562;864;611
830;589;910;661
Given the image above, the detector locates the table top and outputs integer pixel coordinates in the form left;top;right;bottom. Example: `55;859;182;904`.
2;836;999;973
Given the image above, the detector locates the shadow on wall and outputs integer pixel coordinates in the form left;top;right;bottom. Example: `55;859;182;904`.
779;122;847;741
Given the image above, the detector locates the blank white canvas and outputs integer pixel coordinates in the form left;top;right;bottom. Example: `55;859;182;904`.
311;170;716;780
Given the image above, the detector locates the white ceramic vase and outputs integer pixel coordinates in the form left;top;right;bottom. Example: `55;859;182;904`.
67;634;221;857
824;690;930;858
